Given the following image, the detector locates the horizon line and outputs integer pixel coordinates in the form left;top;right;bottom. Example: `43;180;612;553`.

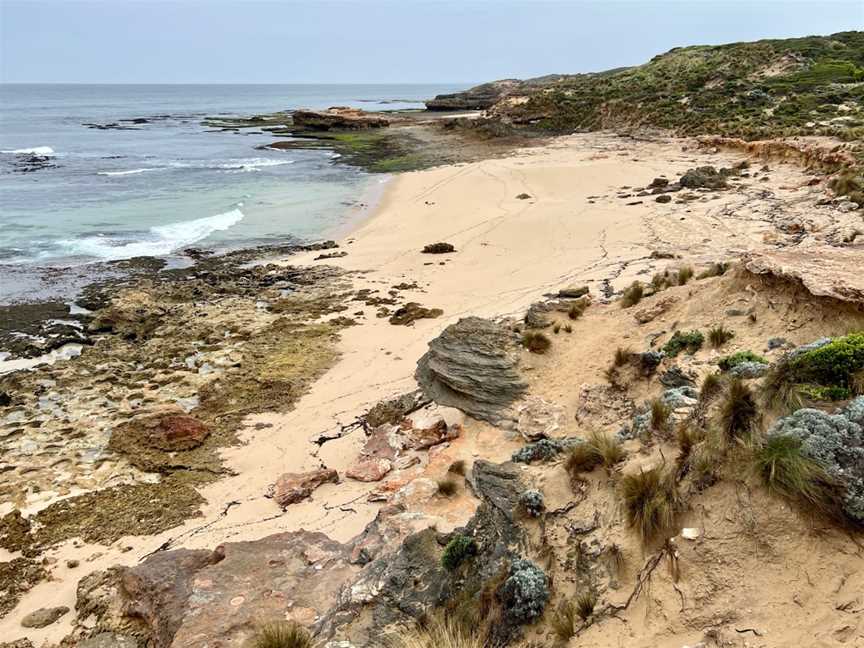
0;81;475;86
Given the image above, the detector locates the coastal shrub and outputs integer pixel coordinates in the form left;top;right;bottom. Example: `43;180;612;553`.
620;281;644;308
498;558;549;624
437;477;459;497
762;334;864;409
621;467;680;542
708;325;734;348
754;434;843;520
700;373;723;401
512;438;577;463
392;614;484;648
718;378;759;441
663;330;704;357
763;398;864;525
829;171;864;205
565;442;603;476
422;242;455;254
441;534;477;571
564;324;573;333
518;489;545;517
522;331;551;354
788;333;864;391
251;621;313;648
575;590;598;620
718;350;767;371
676;265;694;285
651;271;672;292
553;324;561;334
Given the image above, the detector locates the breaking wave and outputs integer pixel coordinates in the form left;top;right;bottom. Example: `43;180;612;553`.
96;168;157;176
1;146;55;156
55;208;245;261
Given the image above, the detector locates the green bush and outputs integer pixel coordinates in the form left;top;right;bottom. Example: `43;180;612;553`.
718;350;767;371
663;330;704;357
789;333;864;390
441;534;477;571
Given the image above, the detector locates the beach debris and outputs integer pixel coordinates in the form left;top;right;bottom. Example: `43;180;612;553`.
273;468;339;507
421;242;455;254
681;527;702;540
516;192;532;199
415;316;527;424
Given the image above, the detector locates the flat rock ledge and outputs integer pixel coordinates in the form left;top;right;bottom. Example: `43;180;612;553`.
743;248;864;305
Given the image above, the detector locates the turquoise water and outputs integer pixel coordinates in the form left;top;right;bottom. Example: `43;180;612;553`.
0;84;460;265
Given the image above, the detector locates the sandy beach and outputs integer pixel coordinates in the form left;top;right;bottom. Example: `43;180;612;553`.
5;130;863;646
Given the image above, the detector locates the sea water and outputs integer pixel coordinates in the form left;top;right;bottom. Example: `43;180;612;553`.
0;84;459;285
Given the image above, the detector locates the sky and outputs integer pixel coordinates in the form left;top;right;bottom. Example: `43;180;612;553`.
1;0;862;84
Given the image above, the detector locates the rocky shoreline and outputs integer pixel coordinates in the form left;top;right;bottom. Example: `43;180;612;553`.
2;126;864;648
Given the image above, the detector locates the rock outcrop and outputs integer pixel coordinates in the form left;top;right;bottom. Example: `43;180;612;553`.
415;317;527;424
292;107;389;131
426;80;524;111
743;248;864;305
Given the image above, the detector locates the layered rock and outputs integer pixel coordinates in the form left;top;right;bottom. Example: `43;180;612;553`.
743;248;864;305
292;107;389;131
415;317;527;424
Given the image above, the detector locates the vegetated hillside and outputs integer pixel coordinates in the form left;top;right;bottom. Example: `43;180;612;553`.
446;32;864;141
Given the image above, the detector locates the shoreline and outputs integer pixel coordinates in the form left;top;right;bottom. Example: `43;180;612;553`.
3;129;862;644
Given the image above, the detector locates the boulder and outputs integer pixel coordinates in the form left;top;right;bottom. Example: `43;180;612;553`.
557;286;589;299
679;166;729;189
112;410;209;453
273;468;339;507
88;289;168;340
292;107;389;130
20;606;69;628
516;397;566;441
78;634;140;648
346;458;392;482
415;317;527;424
633;295;678;324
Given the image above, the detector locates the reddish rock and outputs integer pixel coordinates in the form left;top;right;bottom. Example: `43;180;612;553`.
346;458;392;482
273;468;339;507
152;415;209;451
404;420;461;450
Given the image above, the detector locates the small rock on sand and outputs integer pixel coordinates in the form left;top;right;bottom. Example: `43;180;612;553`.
21;605;69;628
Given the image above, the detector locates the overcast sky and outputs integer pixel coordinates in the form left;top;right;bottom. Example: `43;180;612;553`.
1;0;861;84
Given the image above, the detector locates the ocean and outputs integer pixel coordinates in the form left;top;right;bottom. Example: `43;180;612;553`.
0;84;460;277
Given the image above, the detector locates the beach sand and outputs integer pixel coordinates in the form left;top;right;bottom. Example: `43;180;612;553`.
3;131;832;644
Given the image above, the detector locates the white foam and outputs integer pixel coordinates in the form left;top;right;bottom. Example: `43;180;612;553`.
170;158;293;172
97;168;157;176
1;146;55;156
56;208;245;261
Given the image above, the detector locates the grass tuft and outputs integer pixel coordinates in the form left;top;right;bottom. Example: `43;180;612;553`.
708;324;735;348
700;373;723;401
522;331;551;354
676;265;694;285
565;431;626;477
392;613;485;648
621;467;679;542
650;398;672;432
437;477;459;497
754;434;843;519
575;591;598;620
718;378;759;441
614;346;634;367
251;621;313;648
550;600;579;640
447;460;466;476
696;262;729;279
